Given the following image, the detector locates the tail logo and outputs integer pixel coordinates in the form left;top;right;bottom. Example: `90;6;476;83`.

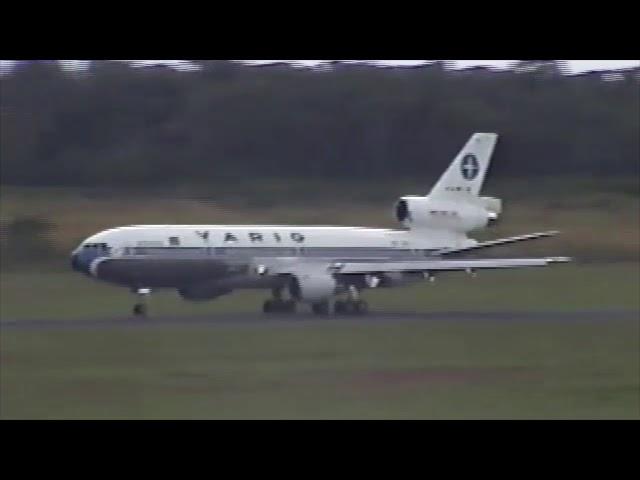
461;154;479;180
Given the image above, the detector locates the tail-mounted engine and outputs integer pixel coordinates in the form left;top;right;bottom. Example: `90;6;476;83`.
480;196;502;226
394;195;502;232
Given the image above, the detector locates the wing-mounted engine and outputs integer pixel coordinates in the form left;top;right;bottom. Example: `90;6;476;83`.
288;273;339;303
394;195;501;232
341;271;426;290
479;196;502;226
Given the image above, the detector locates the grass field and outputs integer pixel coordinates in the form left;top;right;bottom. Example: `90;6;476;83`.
1;263;638;419
1;317;638;419
1;181;638;419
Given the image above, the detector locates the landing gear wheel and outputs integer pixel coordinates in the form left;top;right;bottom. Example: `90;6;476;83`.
131;287;151;317
311;300;331;315
262;299;274;314
335;299;369;315
354;300;368;315
342;300;360;315
263;299;297;314
282;299;297;313
133;303;147;317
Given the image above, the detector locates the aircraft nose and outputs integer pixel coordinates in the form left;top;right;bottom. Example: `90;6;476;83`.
70;252;82;272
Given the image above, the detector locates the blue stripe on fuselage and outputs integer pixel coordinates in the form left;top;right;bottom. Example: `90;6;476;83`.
121;246;437;258
71;248;110;275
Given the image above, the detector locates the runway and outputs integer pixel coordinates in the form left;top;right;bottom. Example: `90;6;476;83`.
1;309;637;330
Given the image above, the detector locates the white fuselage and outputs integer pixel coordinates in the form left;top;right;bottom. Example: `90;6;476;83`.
70;224;477;289
78;224;475;258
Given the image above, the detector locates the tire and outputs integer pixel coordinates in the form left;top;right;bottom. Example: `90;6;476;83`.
283;300;297;313
264;299;296;314
354;300;369;315
311;301;330;315
336;300;367;315
342;301;357;315
133;304;147;316
262;299;274;314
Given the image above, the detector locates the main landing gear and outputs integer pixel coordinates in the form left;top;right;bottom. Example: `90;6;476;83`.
264;297;368;316
310;300;368;316
310;285;369;316
261;285;369;316
132;287;151;317
333;285;368;315
262;287;297;314
334;299;368;315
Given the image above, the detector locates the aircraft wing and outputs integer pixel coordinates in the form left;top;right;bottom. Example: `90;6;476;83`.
252;255;571;277
330;256;571;274
430;230;559;256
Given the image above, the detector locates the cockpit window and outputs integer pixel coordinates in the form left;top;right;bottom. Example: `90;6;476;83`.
395;200;410;222
83;243;110;252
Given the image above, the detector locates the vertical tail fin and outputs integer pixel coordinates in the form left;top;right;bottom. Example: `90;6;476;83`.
429;133;498;199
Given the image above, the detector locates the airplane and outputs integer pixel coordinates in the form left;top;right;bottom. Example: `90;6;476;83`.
70;133;571;316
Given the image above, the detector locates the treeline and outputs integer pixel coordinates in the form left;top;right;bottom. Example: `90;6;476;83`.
1;60;638;187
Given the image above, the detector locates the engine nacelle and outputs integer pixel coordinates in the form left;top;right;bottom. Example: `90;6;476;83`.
394;195;500;232
479;196;502;215
289;273;338;303
178;283;233;301
344;272;426;289
479;196;501;226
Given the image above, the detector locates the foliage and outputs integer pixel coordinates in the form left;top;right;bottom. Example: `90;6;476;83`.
1;61;638;187
0;216;56;266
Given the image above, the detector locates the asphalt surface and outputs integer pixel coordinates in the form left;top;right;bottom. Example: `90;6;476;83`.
1;310;637;330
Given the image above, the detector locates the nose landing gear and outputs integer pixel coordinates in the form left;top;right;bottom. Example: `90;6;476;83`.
132;288;151;317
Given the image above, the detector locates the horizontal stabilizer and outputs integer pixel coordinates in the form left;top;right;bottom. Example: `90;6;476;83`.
430;230;560;256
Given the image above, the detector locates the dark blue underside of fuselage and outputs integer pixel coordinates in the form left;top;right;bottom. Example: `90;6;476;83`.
72;246;438;289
